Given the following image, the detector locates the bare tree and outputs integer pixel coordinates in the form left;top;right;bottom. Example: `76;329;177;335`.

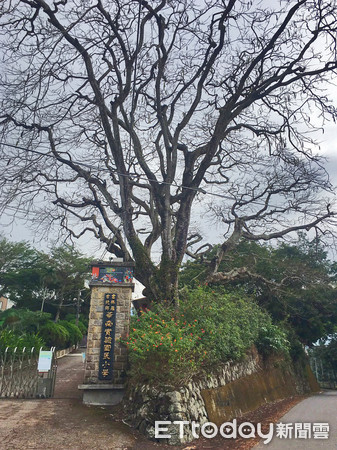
0;0;336;302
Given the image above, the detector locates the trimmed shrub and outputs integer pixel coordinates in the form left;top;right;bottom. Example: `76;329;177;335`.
64;314;88;335
39;321;70;349
75;320;87;335
59;321;83;346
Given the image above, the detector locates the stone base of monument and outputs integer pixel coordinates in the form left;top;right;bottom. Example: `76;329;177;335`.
80;261;135;407
78;383;124;406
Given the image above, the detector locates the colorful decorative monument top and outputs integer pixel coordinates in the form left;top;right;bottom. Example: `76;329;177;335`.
91;260;135;284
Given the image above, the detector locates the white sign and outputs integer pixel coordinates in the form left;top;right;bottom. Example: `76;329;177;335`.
37;350;53;372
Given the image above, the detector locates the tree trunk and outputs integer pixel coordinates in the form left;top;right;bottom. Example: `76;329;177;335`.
54;289;64;323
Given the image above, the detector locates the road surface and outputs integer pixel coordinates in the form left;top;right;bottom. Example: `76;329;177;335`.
255;390;337;449
1;352;333;449
0;352;165;450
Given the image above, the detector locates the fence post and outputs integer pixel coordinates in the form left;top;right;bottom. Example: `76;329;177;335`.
0;347;9;395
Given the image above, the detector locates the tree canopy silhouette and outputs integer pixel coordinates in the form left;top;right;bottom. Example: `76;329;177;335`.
0;0;336;302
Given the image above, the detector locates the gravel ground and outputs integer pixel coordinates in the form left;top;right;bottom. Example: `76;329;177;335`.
0;352;309;450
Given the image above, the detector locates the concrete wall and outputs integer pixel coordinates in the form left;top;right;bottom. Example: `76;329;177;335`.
201;359;319;426
125;348;319;445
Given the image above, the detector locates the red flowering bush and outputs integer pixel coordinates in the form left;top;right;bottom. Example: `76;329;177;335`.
123;306;208;383
123;286;287;385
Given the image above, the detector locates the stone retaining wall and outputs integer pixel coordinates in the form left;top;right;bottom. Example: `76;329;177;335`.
55;345;78;359
125;348;319;445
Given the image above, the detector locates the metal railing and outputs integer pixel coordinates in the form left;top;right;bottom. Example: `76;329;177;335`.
0;347;57;398
310;356;337;390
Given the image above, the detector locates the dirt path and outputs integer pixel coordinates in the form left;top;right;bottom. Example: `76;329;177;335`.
0;352;154;450
0;352;310;450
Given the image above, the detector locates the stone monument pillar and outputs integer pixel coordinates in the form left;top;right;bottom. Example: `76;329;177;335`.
78;259;135;405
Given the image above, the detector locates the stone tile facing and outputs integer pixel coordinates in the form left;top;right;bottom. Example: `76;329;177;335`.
84;285;133;385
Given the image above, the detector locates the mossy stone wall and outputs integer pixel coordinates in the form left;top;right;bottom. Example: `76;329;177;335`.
126;348;319;445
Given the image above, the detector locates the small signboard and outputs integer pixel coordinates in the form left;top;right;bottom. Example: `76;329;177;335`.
91;261;134;284
98;293;118;380
38;350;53;373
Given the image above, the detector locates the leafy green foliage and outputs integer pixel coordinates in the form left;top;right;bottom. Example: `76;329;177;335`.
48;244;91;321
0;237;91;321
125;307;207;384
256;323;290;357
58;320;83;346
0;237;52;311
0;238;90;352
0;308;83;350
0;329;45;354
38;321;70;349
64;314;87;335
124;286;287;385
0;309;51;333
180;235;337;346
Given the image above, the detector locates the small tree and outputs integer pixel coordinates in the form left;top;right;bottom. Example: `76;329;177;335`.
0;237;53;310
41;244;90;322
181;235;337;346
0;238;90;320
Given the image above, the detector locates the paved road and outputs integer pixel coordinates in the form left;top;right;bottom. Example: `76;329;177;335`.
255;390;337;449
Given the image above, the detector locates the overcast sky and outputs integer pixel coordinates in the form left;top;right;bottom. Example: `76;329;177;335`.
1;118;336;258
0;2;336;260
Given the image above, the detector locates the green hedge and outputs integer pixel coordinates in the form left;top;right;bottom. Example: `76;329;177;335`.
64;314;88;335
38;321;70;349
59;320;83;347
0;309;84;351
123;286;289;385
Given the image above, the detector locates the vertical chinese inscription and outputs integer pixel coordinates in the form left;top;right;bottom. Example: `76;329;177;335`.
98;293;117;380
